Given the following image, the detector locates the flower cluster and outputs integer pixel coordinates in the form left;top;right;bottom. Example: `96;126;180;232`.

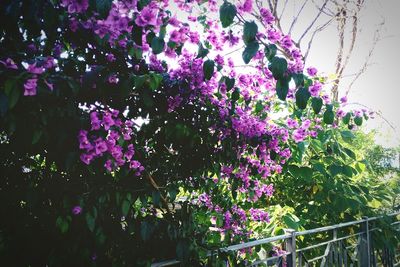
78;107;144;176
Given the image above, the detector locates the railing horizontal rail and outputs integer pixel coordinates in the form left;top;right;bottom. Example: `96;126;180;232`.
297;232;363;253
220;233;292;252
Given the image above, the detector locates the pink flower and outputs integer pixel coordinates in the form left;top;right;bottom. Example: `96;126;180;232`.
135;6;158;27
23;78;38;96
106;53;116;62
260;8;274;24
280;35;293;49
309;81;322;97
72;205;82;215
169;30;181;43
80;153;93;165
0;58;18;69
307;67;318;77
108;74;118;84
44;80;53;91
104;159;113;172
62;0;89;13
238;0;253;13
26;63;45;74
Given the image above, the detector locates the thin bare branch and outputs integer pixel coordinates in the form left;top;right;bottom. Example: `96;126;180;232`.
289;0;310;35
303;18;334;61
345;19;384;96
278;0;290;22
298;0;330;45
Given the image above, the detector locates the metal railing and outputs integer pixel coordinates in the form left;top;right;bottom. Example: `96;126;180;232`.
152;211;400;267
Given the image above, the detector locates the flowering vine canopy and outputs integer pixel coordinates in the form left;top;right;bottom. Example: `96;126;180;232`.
0;0;373;265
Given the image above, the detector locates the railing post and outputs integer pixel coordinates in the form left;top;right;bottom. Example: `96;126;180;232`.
284;229;296;267
359;216;371;267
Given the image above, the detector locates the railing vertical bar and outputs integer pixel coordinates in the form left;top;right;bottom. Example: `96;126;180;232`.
285;229;296;267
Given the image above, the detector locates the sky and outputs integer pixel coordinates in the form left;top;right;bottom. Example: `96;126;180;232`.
285;0;400;147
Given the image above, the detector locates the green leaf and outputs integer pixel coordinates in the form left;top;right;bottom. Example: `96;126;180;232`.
342;165;353;177
134;75;147;89
255;101;264;113
56;216;69;234
342;112;351;124
231;87;240;102
283;214;299;230
295;87;311;109
140;221;153;241
0;93;7;116
203;60;215;80
219;1;237;28
149;73;163;91
225;77;235;91
329;164;342;177
242;41;259;64
151;37;165;54
311;97;323;114
85;212;96;232
32;129;43;144
243;21;258;45
268;57;288;79
197;43;209;58
343;147;356;160
275;78;289;101
121;200;130;216
354;116;363;126
4;79;19;109
288;165;313;181
264;44;277;60
96;0;112;18
292;73;304;88
152;191;161;207
323;108;334;125
340;130;355;143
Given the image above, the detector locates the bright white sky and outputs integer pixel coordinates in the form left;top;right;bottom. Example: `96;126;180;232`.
287;0;400;148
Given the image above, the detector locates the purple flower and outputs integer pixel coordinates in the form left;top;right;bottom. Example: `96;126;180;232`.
94;138;108;155
72;205;82;215
308;82;322;97
108;74;118;84
340;95;348;103
106;53;116;62
104;159;113;172
80;153;93;165
62;0;89;13
135;6;158;27
43;79;53;91
26;63;45;74
238;0;253;13
307;67;318;77
280;35;293;49
23;78;38;96
44;57;56;69
260;8;274;24
169;30;182;43
90;111;101;130
0;58;18;69
69;17;79;32
102;112;115;130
